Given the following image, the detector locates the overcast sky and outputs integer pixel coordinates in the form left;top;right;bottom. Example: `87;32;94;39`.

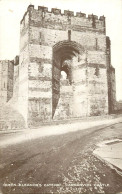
0;0;122;100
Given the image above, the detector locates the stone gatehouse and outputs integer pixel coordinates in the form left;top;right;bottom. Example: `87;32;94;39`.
0;5;116;128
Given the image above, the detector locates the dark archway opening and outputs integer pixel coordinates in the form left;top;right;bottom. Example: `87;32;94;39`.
52;41;84;118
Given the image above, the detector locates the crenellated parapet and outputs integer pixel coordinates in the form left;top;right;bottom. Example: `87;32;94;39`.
76;12;86;18
20;5;106;34
51;8;61;15
64;10;74;16
38;6;48;12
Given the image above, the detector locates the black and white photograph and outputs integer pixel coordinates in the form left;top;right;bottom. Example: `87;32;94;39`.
0;0;122;193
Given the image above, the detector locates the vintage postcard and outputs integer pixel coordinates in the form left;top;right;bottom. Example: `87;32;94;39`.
0;0;122;193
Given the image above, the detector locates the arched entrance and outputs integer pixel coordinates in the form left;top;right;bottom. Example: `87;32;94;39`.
52;41;85;118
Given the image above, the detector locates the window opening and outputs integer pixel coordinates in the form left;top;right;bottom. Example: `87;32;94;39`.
68;30;71;41
95;38;98;50
95;67;99;76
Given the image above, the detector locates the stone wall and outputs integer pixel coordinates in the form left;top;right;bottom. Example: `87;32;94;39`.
18;5;114;126
7;61;14;102
0;60;8;104
0;5;116;129
71;54;88;117
13;64;19;98
88;66;108;116
18;12;30;123
106;37;116;113
116;101;122;111
107;66;116;113
25;5;105;33
53;80;73;120
0;60;14;105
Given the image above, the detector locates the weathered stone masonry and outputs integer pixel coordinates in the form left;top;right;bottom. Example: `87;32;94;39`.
17;5;116;127
0;60;14;104
0;5;116;128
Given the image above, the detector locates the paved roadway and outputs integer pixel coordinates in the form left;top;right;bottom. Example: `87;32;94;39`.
0;117;122;194
94;140;122;172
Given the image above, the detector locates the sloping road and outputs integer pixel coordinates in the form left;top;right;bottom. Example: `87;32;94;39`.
0;119;122;194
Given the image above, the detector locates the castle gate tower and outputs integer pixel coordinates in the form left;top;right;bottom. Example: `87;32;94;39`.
19;5;110;127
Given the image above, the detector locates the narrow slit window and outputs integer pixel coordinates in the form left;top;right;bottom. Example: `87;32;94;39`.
40;32;41;39
68;30;71;41
40;32;42;43
95;38;98;50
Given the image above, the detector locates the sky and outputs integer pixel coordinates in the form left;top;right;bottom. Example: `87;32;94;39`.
0;0;122;100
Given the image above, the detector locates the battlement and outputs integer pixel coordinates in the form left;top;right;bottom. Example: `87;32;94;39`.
76;12;86;18
51;8;61;15
14;56;19;66
38;6;48;12
20;5;106;33
22;4;105;20
64;10;74;16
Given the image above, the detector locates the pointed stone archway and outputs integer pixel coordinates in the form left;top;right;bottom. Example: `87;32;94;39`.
52;41;85;119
